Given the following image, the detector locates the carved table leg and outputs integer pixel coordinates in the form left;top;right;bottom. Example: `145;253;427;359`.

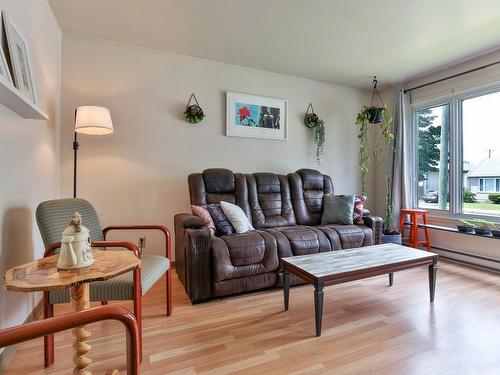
70;283;92;375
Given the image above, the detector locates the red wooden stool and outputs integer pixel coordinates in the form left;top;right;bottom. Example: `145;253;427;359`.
399;209;431;250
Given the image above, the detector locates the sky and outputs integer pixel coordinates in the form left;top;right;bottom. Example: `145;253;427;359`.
462;91;500;166
425;91;500;168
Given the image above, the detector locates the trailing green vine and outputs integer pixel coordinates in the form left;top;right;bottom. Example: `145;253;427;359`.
355;105;394;197
305;111;325;162
313;119;325;162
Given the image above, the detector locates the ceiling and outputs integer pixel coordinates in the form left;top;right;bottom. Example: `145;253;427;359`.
49;0;500;89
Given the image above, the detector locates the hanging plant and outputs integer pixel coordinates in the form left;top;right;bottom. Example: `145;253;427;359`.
355;77;394;197
184;93;205;124
313;119;325;162
304;102;326;162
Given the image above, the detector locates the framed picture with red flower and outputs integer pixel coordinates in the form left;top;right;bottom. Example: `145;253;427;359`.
226;92;287;140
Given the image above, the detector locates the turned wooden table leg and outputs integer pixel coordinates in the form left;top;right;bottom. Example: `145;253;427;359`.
70;283;92;375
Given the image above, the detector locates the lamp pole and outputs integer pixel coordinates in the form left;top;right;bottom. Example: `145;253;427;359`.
73;131;79;198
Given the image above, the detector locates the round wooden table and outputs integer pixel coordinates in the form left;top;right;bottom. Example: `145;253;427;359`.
4;250;140;375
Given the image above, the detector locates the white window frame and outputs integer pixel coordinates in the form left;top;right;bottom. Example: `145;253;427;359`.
412;81;500;220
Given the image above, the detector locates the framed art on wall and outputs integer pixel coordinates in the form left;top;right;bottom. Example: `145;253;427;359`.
226;92;287;140
0;14;12;86
2;11;37;103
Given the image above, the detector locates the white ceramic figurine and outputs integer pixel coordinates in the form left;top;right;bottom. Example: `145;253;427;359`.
57;212;94;269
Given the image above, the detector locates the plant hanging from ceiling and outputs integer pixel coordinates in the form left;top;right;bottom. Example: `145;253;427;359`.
355;77;394;197
184;93;205;124
304;102;326;162
356;76;399;235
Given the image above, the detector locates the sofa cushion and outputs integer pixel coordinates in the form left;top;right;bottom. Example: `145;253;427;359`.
188;169;251;218
207;204;234;236
264;225;331;258
247;173;296;228
316;224;373;249
289;169;333;225
321;194;355;225
211;230;279;282
221;201;254;233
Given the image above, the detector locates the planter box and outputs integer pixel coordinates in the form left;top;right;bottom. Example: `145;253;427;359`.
380;231;402;245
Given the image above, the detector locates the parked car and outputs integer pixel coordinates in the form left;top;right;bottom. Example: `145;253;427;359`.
422;191;450;203
422;191;439;203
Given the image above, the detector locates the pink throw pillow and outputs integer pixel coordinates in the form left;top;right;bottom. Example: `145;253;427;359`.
353;196;366;225
191;205;216;235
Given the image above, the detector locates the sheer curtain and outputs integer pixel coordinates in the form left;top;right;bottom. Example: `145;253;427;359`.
389;89;415;231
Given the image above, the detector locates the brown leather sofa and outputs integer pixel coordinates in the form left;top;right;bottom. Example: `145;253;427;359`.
174;168;383;304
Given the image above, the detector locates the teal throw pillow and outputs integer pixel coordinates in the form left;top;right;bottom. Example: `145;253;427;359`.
321;194;356;225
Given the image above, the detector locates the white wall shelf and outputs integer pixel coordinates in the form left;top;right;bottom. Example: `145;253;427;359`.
0;77;48;120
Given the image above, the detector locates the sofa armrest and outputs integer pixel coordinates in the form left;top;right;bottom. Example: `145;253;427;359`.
175;213;204;229
362;215;384;245
184;228;213;303
174;213;203;286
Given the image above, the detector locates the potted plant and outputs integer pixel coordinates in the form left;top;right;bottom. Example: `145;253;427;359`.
184;93;205;124
366;106;385;124
355;106;393;196
472;218;495;236
492;224;500;238
356;100;397;243
304;106;325;162
457;219;476;233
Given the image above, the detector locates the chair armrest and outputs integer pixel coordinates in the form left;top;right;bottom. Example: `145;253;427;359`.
0;305;140;375
362;215;384;245
92;240;141;258
44;240;141;258
102;225;171;261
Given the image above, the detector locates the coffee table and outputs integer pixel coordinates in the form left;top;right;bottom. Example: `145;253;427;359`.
281;243;438;336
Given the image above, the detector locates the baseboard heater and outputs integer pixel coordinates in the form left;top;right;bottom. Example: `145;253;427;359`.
431;245;500;273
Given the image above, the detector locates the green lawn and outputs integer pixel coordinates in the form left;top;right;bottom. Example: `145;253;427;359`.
463;202;500;212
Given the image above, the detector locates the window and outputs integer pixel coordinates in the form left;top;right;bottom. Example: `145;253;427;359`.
414;87;500;218
417;104;449;210
479;178;498;193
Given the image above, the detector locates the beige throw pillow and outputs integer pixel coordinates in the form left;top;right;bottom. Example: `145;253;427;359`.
220;201;254;234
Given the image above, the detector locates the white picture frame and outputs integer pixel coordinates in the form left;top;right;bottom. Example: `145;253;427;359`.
2;11;37;103
226;92;287;140
0;14;12;86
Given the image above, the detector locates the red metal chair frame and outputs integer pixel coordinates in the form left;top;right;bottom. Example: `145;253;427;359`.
0;305;140;374
103;225;172;317
42;225;171;368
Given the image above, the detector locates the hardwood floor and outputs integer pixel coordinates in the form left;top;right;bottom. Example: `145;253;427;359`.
4;260;500;375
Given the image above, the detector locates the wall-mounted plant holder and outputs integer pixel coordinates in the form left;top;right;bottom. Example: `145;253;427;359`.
304;102;320;128
184;93;205;124
304;102;326;162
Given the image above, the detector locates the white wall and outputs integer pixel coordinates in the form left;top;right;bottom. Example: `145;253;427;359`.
0;0;61;331
60;34;370;256
373;48;500;269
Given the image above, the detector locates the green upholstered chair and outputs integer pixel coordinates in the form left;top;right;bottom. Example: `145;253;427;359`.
36;198;172;367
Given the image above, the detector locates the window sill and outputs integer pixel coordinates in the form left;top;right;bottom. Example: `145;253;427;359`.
422;209;500;225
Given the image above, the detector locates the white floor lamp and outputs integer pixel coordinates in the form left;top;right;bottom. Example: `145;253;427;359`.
73;106;114;198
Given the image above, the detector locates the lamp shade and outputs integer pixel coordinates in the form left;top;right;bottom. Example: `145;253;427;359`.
75;106;114;135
